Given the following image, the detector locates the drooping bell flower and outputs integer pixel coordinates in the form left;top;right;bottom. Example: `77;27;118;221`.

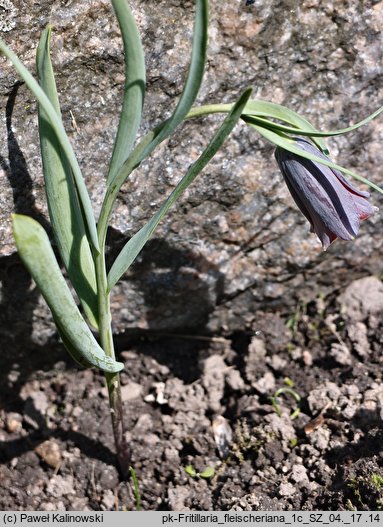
275;137;376;250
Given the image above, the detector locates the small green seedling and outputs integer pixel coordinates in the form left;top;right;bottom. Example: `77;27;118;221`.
371;473;383;491
283;377;295;388
271;383;301;420
185;464;215;479
1;0;382;481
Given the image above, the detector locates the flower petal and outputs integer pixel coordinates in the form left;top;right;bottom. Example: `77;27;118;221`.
276;149;359;240
275;137;375;249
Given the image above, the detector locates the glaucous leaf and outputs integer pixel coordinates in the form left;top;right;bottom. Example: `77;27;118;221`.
104;0;209;200
36;26;99;328
13;215;123;373
0;37;100;252
108;0;146;184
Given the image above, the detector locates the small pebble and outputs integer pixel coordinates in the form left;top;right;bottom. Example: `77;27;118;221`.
101;490;116;511
35;440;62;469
279;482;296;497
120;382;143;401
6;413;23;433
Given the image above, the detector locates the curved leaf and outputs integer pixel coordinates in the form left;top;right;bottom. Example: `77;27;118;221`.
243;100;327;152
36;26;98;328
103;0;209;206
107;88;252;290
187;101;383;154
242;103;383;140
13;215;123;373
0;37;100;252
108;0;146;184
187;101;328;152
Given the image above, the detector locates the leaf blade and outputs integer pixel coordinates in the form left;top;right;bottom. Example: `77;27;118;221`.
105;0;209;196
107;88;252;290
188;100;383;153
13;214;123;373
242;103;383;140
108;0;146;184
36;26;99;328
187;100;328;153
0;36;100;252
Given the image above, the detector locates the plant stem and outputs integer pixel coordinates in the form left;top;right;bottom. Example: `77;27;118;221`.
185;103;232;119
105;370;130;478
95;248;130;479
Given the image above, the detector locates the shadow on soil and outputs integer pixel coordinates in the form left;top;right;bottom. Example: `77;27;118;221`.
0;82;227;468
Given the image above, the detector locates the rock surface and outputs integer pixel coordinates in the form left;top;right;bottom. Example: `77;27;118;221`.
0;0;382;341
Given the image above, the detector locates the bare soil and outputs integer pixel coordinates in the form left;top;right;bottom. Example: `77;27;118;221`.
1;275;383;511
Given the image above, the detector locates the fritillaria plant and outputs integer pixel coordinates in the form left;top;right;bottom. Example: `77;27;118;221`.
0;0;381;478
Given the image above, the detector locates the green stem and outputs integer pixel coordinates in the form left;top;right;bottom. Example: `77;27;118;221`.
95;252;114;357
186;103;232;119
94;246;130;479
98;130;156;264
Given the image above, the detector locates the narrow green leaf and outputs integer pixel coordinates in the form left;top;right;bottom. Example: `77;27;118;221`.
187;100;328;153
243;100;328;152
242;104;383;140
0;37;100;252
251;124;383;196
36;26;99;328
54;319;95;369
107;88;252;291
200;467;215;479
185;465;197;478
13;214;123;373
188;100;383;154
104;0;208;197
108;0;146;184
129;467;141;511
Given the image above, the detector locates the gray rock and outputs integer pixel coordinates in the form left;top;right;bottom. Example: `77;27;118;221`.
264;413;296;443
120;381;143;402
347;321;371;358
1;0;382;344
252;371;275;395
168;485;191;512
245;337;267;384
0;1;17;33
278;482;296;498
226;368;245;391
338;276;383;323
22;389;49;429
309;428;331;451
307;381;341;414
290;464;309;485
329;342;352;366
68;497;90;511
40;500;66;511
46;475;75;498
360;384;383;423
101;490;116;511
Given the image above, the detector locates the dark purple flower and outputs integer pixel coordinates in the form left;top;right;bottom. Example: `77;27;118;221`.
275;137;376;250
